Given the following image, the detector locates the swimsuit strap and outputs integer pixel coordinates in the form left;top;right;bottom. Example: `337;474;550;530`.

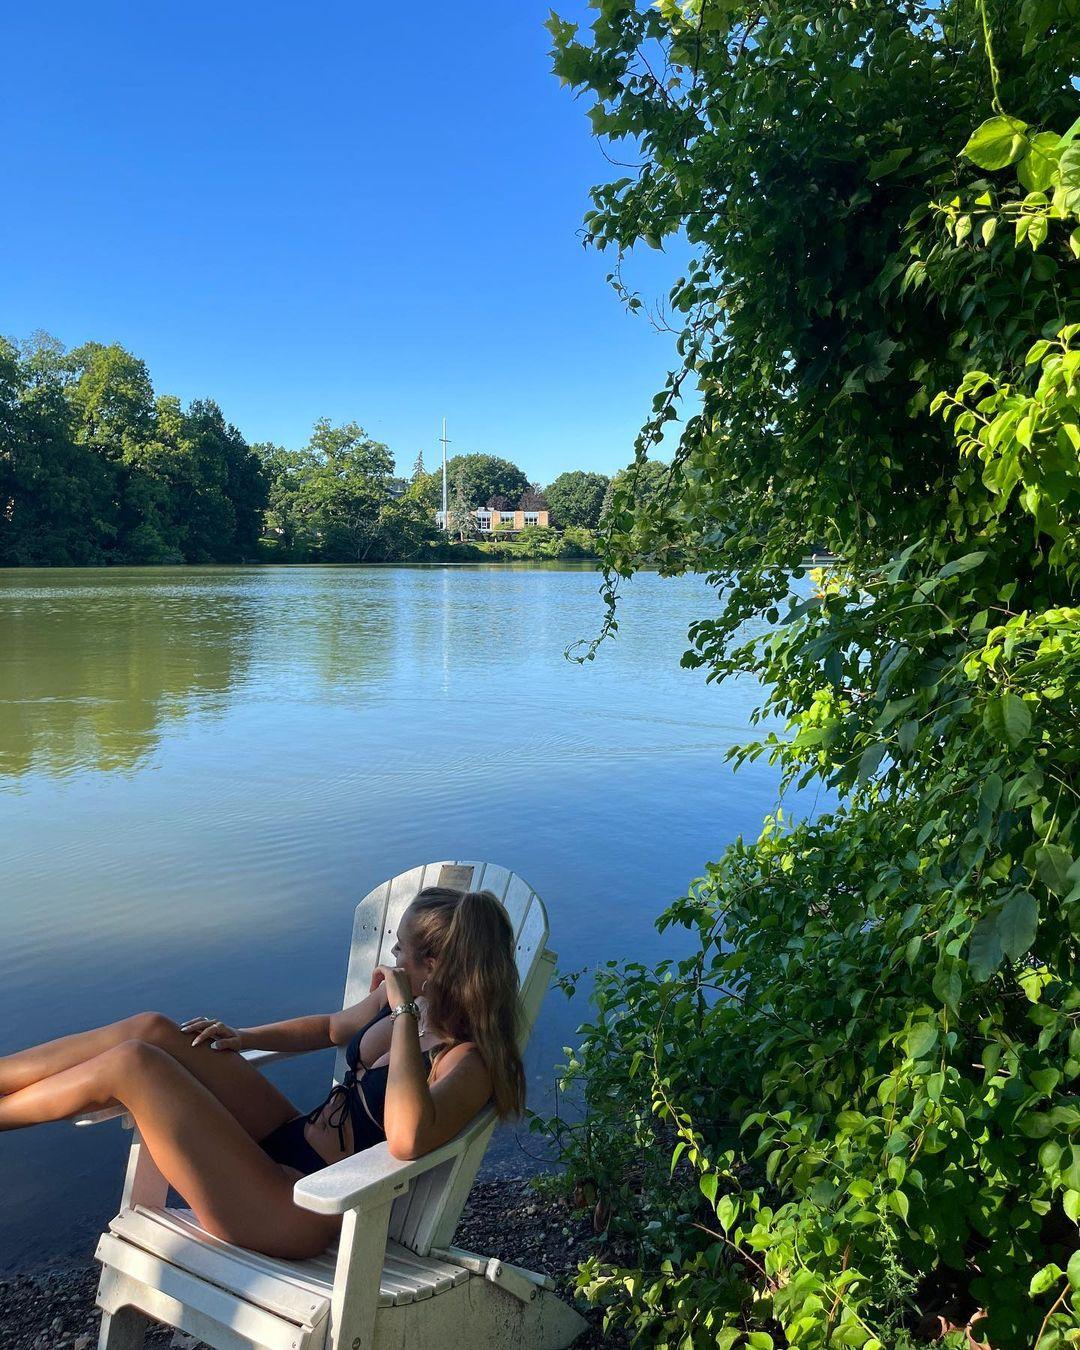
306;1013;436;1154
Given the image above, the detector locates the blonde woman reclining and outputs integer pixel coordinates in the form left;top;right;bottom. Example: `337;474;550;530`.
0;888;524;1260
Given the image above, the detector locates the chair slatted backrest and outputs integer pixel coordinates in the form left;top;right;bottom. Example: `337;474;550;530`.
337;861;553;1255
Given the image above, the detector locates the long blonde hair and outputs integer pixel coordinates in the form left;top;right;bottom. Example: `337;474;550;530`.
407;886;526;1120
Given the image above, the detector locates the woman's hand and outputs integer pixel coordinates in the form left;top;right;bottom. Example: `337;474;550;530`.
370;965;414;1006
180;1016;243;1051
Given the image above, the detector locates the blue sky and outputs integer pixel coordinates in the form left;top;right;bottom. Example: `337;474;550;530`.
1;3;689;483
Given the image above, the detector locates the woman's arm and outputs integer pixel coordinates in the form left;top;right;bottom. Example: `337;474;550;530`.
327;982;388;1047
373;966;493;1160
241;982;389;1051
185;978;388;1052
234;1013;335;1053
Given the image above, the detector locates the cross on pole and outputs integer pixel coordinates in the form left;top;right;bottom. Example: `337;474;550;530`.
440;418;450;536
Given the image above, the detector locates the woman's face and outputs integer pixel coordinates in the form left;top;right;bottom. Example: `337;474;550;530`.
391;909;433;992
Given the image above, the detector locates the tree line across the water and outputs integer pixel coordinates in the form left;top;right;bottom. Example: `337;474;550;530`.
0;332;668;567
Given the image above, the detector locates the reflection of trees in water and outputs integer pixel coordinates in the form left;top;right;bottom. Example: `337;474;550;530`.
246;571;394;699
0;574;256;779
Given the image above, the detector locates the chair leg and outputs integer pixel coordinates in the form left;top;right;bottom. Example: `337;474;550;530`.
97;1305;149;1350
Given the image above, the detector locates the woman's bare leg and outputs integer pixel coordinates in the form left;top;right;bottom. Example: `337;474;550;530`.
0;1040;339;1258
0;1015;146;1093
0;1012;299;1141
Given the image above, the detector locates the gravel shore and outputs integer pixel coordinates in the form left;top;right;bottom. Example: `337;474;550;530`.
0;1177;626;1349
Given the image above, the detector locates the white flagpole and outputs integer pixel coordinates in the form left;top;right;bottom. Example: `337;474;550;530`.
440;418;449;535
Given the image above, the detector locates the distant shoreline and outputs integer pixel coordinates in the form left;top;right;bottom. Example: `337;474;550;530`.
0;556;839;572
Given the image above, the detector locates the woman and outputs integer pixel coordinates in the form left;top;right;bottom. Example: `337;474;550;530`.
0;887;525;1260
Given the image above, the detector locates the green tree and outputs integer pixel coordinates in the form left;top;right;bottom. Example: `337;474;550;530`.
294;418;396;561
371;494;434;561
0;335;112;565
545;469;610;528
598;458;671;522
254;441;313;557
67;340;158;560
447;452;529;508
542;2;1080;1347
174;399;241;563
445;477;476;541
409;467;442;512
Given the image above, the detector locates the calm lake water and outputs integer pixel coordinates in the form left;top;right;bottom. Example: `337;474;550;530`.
0;564;794;1273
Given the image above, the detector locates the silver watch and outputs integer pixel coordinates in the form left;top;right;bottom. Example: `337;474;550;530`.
390;999;421;1022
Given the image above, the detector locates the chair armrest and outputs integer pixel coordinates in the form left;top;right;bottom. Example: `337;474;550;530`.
72;1047;311;1126
73;1104;132;1127
292;1107;495;1216
239;1047;306;1066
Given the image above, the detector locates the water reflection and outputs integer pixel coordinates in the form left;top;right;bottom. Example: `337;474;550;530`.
0;567;416;780
0;570;257;780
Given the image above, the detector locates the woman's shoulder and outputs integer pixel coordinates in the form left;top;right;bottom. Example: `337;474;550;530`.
430;1039;487;1081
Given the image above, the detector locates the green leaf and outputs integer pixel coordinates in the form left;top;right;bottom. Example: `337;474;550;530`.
998;891;1038;961
1063;1190;1080;1222
1031;1068;1060;1096
717;1192;739;1230
1029;1262;1063;1296
969;914;1004;981
897;720;918;757
1018;132;1061;192
937;550;986;580
962;115;1030;170
699;1172;719;1205
856;743;887;784
1068;1249;1080;1292
983;692;1031;747
906;1024;938;1060
1035;845;1075;897
1060;142;1080;188
887;1189;910;1223
933;958;962;1013
867;147;912;178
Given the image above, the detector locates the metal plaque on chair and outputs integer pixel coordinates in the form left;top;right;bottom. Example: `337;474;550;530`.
438;864;474;892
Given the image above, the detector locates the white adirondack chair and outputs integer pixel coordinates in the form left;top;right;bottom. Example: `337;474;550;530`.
75;861;587;1350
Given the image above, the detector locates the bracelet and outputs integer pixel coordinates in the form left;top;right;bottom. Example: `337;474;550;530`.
390;1000;421;1022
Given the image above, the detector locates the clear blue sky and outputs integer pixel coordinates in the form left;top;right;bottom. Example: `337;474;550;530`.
1;3;689;483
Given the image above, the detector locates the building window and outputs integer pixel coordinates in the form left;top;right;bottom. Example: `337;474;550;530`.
523;513;539;526
501;512;515;525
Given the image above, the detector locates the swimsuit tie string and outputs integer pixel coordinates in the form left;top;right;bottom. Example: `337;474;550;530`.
306;1071;358;1153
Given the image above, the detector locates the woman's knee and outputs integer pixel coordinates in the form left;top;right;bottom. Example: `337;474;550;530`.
102;1037;170;1084
124;1011;178;1046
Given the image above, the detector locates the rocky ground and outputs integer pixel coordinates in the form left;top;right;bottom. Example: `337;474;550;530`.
0;1177;627;1349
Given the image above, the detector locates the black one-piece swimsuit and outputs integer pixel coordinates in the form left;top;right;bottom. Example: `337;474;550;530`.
257;1004;434;1176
